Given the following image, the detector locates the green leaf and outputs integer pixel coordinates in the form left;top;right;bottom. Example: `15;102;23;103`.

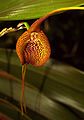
0;72;80;120
0;0;84;20
0;48;84;119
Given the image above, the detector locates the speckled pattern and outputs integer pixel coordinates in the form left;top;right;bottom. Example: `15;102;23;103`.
24;31;51;66
16;30;51;66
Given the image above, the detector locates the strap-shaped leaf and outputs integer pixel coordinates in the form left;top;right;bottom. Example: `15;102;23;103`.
0;48;84;119
0;0;84;20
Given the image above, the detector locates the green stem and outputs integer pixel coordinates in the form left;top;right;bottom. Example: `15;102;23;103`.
23;22;30;30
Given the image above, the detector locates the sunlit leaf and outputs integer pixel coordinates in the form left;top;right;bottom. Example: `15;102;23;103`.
0;0;84;20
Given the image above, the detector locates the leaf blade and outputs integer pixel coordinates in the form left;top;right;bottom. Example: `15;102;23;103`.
0;0;84;20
